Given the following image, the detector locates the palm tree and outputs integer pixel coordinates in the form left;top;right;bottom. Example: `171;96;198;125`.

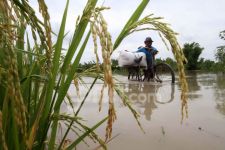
183;42;204;70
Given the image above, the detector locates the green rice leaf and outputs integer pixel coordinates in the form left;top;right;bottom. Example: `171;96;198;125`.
113;0;149;51
49;31;91;149
66;117;108;150
60;0;97;74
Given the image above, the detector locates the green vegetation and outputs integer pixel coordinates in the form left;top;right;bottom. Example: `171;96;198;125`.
1;0;110;149
182;42;204;70
109;38;225;73
215;30;225;72
0;0;188;149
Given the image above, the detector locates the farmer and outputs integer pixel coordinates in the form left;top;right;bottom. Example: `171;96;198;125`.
137;37;158;70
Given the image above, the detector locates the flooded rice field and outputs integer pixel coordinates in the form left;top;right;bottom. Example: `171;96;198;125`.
61;72;225;150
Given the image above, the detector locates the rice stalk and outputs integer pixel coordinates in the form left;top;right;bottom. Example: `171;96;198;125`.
0;111;8;150
65;117;108;150
113;0;150;50
51;114;82;122
57;76;98;150
50;30;92;149
0;0;27;146
113;13;189;119
61;122;90;147
60;0;97;74
64;122;90;147
114;85;144;133
90;9;116;140
65;94;76;116
37;0;52;72
64;119;106;149
12;0;49;63
77;64;144;133
74;120;107;150
1;0;110;149
77;64;145;135
90;22;100;71
158;32;170;51
73;77;80;98
99;84;105;112
1;0;190;149
92;133;120;150
27;85;48;150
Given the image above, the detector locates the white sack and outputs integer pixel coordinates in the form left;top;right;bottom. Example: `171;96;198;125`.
118;50;147;68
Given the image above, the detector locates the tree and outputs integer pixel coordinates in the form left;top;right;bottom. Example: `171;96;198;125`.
219;30;225;40
183;42;204;70
215;46;225;64
215;30;225;72
199;58;215;71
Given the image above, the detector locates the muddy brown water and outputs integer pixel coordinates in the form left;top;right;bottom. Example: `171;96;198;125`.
60;72;225;150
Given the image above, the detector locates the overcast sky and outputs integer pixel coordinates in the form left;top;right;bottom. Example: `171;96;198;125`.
31;0;225;62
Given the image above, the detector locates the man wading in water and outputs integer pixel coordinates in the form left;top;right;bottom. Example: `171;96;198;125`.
137;37;158;80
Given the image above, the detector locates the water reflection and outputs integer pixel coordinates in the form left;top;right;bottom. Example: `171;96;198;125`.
214;73;225;115
186;71;201;92
74;74;225;150
186;72;225;116
122;82;175;121
186;71;202;100
198;73;217;88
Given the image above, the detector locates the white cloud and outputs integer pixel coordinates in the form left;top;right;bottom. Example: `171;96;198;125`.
30;0;225;62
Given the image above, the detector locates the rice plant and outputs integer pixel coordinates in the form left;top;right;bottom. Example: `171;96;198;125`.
0;0;188;149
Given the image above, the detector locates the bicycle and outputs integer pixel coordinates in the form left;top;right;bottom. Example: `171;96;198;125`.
127;62;175;83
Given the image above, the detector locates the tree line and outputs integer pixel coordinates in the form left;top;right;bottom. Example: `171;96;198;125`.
78;30;225;73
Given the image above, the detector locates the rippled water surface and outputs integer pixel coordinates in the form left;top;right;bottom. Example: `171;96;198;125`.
62;72;225;150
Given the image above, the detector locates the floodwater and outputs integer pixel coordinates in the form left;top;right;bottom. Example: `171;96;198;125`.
62;72;225;150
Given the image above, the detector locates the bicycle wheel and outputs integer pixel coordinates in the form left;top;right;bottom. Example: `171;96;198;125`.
155;83;175;104
154;63;175;83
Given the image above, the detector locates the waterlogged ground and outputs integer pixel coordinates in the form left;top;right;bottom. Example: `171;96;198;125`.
61;72;225;150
